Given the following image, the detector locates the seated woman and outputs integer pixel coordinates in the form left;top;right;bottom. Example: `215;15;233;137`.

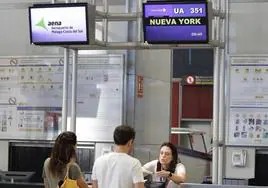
142;142;186;188
42;131;88;188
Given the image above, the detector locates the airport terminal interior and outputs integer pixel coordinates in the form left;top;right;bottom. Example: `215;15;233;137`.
0;0;268;187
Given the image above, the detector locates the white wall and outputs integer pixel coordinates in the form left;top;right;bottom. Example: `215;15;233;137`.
225;147;255;179
228;1;268;54
133;49;172;166
135;49;172;145
0;141;8;171
0;9;61;56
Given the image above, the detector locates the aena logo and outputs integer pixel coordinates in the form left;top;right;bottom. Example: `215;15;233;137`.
35;18;47;30
35;17;62;30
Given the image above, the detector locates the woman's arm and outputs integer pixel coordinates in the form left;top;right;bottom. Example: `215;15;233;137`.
69;163;89;188
142;160;157;175
43;178;49;188
92;180;98;188
76;177;89;188
42;162;50;188
168;163;186;184
168;171;185;184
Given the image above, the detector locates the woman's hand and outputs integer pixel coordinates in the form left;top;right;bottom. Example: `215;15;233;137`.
155;170;170;178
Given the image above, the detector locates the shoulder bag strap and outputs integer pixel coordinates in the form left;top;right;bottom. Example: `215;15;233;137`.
65;163;71;179
65;162;76;179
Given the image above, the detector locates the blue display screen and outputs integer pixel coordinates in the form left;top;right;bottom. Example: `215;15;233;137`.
143;1;210;44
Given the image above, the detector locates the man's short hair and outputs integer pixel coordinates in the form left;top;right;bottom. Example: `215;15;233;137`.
113;125;136;145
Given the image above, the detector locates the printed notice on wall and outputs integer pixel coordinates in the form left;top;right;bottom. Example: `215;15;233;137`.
230;56;268;107
228;107;268;145
0;55;124;141
228;56;268;146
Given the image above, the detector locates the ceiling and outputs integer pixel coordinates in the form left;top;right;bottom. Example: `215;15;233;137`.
0;0;127;9
94;0;126;6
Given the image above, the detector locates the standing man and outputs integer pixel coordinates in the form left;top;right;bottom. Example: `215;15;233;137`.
92;125;144;188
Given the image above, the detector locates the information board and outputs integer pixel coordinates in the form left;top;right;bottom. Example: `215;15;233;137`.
230;56;268;107
228;107;268;146
0;55;124;141
227;55;268;146
143;1;211;44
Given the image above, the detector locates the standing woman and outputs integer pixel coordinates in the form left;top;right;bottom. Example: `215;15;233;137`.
142;142;186;188
42;131;88;188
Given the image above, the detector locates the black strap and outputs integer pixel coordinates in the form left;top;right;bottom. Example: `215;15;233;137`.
58;180;64;187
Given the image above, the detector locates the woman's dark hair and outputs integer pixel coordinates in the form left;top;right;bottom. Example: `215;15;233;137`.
49;131;77;177
160;142;181;173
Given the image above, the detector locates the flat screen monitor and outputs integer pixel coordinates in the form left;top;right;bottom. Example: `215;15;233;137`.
143;1;211;44
29;3;89;45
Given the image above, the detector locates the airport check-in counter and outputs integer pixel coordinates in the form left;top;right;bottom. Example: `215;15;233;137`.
0;171;44;188
181;183;267;188
0;183;264;188
0;171;35;183
0;182;44;188
0;141;96;187
0;182;94;188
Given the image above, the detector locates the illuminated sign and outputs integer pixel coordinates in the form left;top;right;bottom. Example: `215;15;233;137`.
29;3;89;45
143;1;211;44
186;76;195;85
184;76;213;85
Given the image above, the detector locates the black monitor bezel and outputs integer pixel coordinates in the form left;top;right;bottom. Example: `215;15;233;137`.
142;1;210;44
28;3;89;46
